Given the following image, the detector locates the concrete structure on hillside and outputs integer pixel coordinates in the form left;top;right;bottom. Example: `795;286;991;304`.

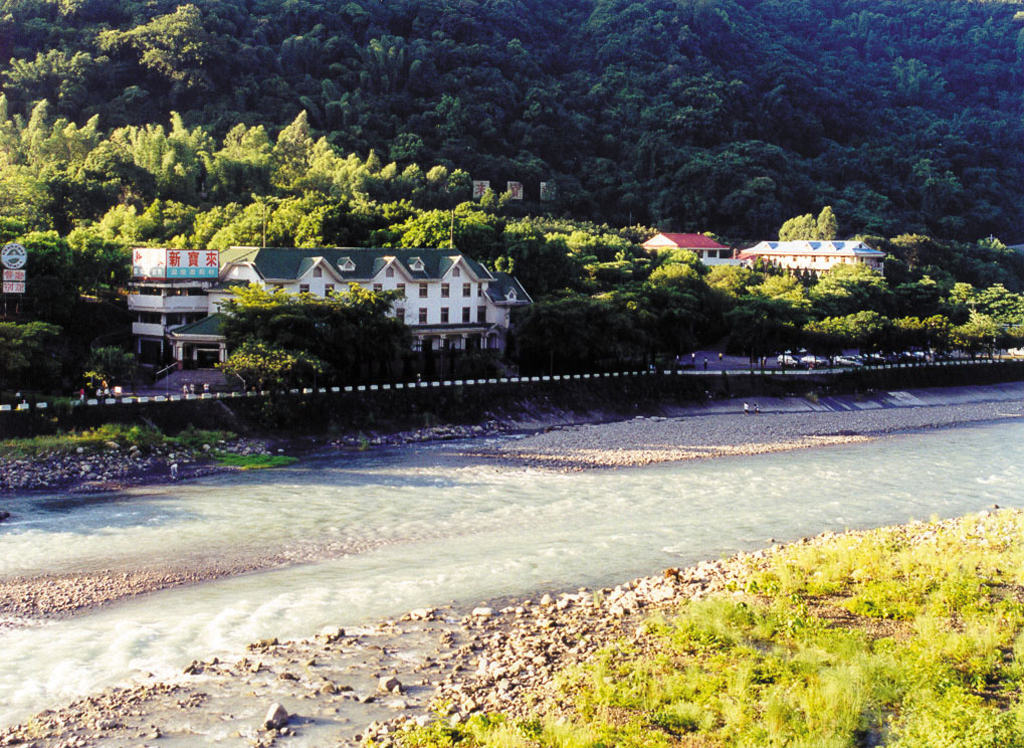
129;246;532;371
641;232;738;265
737;240;886;275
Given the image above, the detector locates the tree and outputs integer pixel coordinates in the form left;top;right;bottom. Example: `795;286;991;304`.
219;284;409;384
725;297;804;364
0;321;61;392
779;206;839;240
811;263;894;318
219;338;324;393
83;346;137;389
816;206;838;240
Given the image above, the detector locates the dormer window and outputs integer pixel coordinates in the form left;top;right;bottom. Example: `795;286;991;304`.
506;289;518;301
339;258;355;272
409;257;425;272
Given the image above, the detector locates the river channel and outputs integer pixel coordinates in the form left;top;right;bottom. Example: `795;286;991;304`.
0;419;1021;728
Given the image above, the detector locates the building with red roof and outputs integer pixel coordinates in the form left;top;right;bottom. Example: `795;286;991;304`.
641;233;736;265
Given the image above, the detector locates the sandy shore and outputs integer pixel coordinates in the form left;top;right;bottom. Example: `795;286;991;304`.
474;385;1024;470
1;508;1017;748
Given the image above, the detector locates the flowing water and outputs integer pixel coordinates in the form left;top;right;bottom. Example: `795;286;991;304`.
0;419;1021;727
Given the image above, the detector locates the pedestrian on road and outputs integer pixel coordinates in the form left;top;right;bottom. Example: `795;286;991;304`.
744;402;750;415
703;357;708;370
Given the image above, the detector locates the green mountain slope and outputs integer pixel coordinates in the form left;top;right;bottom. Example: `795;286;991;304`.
2;0;1022;240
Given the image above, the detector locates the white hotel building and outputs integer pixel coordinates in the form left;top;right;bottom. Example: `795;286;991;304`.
129;246;531;370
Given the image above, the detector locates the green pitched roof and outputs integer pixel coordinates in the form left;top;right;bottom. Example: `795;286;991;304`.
486;272;532;304
224;247;494;283
168;313;227;338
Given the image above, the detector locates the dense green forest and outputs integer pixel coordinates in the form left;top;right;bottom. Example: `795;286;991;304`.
1;0;1023;392
2;0;1023;239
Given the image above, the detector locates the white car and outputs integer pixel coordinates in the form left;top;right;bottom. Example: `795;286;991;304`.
800;355;829;368
776;354;801;367
834;355;863;367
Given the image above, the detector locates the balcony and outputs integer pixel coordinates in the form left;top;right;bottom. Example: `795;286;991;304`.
132;322;167;337
128;294;210;313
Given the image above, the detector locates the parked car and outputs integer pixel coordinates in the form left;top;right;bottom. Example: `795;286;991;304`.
800;354;829;368
834;355;863;367
776;354;801;368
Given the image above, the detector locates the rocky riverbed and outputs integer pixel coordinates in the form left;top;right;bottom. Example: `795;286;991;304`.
0;438;272;495
0;508;1016;748
475;396;1024;470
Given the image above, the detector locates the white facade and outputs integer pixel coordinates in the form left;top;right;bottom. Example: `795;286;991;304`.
210;247;531;352
739;240;886;274
127;247;221;366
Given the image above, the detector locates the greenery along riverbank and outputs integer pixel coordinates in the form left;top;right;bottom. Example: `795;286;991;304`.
0;424;290;494
395;510;1024;748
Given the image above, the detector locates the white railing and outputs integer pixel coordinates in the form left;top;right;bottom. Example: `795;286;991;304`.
0;357;1006;413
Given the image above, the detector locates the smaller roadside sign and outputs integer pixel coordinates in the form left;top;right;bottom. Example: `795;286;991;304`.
1;242;27;270
3;269;26;282
3;281;26;294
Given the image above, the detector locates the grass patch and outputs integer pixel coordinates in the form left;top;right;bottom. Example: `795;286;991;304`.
168;426;235;450
393;510;1024;748
0;424;236;458
211;453;297;470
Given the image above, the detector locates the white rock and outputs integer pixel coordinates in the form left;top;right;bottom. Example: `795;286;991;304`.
264;702;289;729
472;607;494;618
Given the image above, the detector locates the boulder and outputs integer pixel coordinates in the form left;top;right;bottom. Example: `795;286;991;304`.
264;702;289;730
378;676;403;694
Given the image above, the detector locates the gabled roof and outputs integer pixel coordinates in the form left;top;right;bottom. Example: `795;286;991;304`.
168;313;226;339
745;240;885;257
486;272;532;305
222;247;495;283
642;233;729;250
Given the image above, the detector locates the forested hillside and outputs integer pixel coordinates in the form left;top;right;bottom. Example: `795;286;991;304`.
2;0;1023;240
2;0;1023;394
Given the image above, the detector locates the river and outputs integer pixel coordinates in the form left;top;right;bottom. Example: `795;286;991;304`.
0;419;1021;728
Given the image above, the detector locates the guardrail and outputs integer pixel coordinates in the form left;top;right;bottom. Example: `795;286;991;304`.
1;357;1014;413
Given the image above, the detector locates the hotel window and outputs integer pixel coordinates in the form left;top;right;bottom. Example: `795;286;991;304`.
299;284;310;293
477;306;486;323
396;283;406;296
462;283;471;297
441;283;450;298
462;307;471;323
418;308;427;324
419;283;428;298
385;266;395;278
478;285;485;297
441;307;449;323
324;284;335;294
373;283;382;292
452;267;460;277
313;267;322;277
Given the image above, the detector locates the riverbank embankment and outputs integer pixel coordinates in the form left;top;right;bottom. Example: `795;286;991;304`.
1;508;1018;748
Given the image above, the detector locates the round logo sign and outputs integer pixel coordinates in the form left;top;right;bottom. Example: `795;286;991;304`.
1;243;27;270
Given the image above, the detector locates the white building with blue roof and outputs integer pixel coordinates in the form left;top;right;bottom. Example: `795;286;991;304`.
737;240;886;275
